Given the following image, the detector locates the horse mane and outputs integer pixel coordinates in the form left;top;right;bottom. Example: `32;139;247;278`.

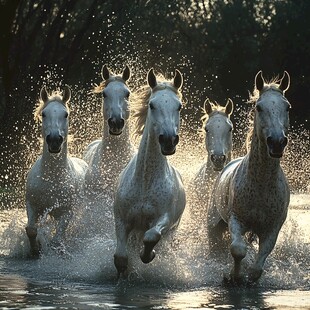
245;75;284;151
92;75;127;94
131;74;183;138
34;90;69;122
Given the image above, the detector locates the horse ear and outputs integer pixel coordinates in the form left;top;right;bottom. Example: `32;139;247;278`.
122;65;131;81
204;98;213;115
255;70;264;92
279;71;290;93
62;85;71;103
225;98;234;116
101;64;110;80
40;86;49;102
147;68;157;89
173;69;183;90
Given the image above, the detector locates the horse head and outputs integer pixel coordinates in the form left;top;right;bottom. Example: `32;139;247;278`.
203;98;234;170
100;64;131;135
40;86;71;154
254;71;290;158
147;68;183;155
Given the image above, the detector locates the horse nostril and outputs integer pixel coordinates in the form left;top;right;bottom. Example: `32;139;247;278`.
173;135;179;146
108;118;124;129
211;154;215;162
281;136;288;147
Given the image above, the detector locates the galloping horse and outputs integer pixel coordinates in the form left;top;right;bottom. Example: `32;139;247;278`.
84;64;135;198
25;86;88;257
191;99;234;205
207;71;291;284
113;69;186;277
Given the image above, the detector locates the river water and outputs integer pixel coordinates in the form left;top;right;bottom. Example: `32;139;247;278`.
0;113;309;309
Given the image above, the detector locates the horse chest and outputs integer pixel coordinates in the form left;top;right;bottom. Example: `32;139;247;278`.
232;177;288;230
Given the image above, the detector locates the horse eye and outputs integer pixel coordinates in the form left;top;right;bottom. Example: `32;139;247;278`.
149;102;155;110
205;128;209;133
102;91;106;98
125;91;130;99
42;112;46;118
256;105;262;112
229;128;232;132
177;104;182;111
65;112;69;118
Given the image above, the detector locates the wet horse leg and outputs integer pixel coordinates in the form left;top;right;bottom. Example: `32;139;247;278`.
51;211;72;253
207;202;228;255
248;228;281;283
228;215;247;282
25;202;41;257
114;218;130;277
140;214;169;264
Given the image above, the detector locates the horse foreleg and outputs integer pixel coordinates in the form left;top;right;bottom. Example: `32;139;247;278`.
228;215;247;283
248;229;280;283
52;211;72;253
25;202;41;258
114;218;130;278
140;214;170;264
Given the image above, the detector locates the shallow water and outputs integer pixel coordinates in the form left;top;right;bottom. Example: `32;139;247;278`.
1;112;310;308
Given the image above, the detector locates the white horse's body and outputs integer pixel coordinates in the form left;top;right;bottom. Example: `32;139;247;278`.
207;71;291;284
113;69;186;276
26;86;88;257
191;99;234;205
84;65;135;198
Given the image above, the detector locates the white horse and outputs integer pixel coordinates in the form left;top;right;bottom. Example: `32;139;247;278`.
207;71;291;284
191;98;234;205
84;64;135;198
25;86;88;257
113;69;186;277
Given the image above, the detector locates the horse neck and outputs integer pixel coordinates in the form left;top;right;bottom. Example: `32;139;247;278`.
102;120;132;151
41;141;69;170
134;119;167;179
247;126;280;177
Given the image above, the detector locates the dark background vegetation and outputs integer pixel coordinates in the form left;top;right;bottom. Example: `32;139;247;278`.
0;0;309;192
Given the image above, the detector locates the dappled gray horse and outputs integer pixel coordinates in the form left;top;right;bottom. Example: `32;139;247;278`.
191;98;234;205
26;86;88;257
84;64;135;199
207;71;291;284
113;69;186;277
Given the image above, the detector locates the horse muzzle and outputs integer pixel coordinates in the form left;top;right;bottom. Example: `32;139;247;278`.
210;154;226;171
267;135;288;158
46;134;64;153
108;117;125;135
159;134;179;156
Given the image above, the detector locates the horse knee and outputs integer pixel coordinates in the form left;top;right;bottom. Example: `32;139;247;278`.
114;255;128;277
140;228;161;264
230;240;246;262
143;228;161;244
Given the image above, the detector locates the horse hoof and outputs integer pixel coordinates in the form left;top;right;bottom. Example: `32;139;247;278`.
114;255;128;277
222;271;246;287
140;249;156;264
248;267;263;283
